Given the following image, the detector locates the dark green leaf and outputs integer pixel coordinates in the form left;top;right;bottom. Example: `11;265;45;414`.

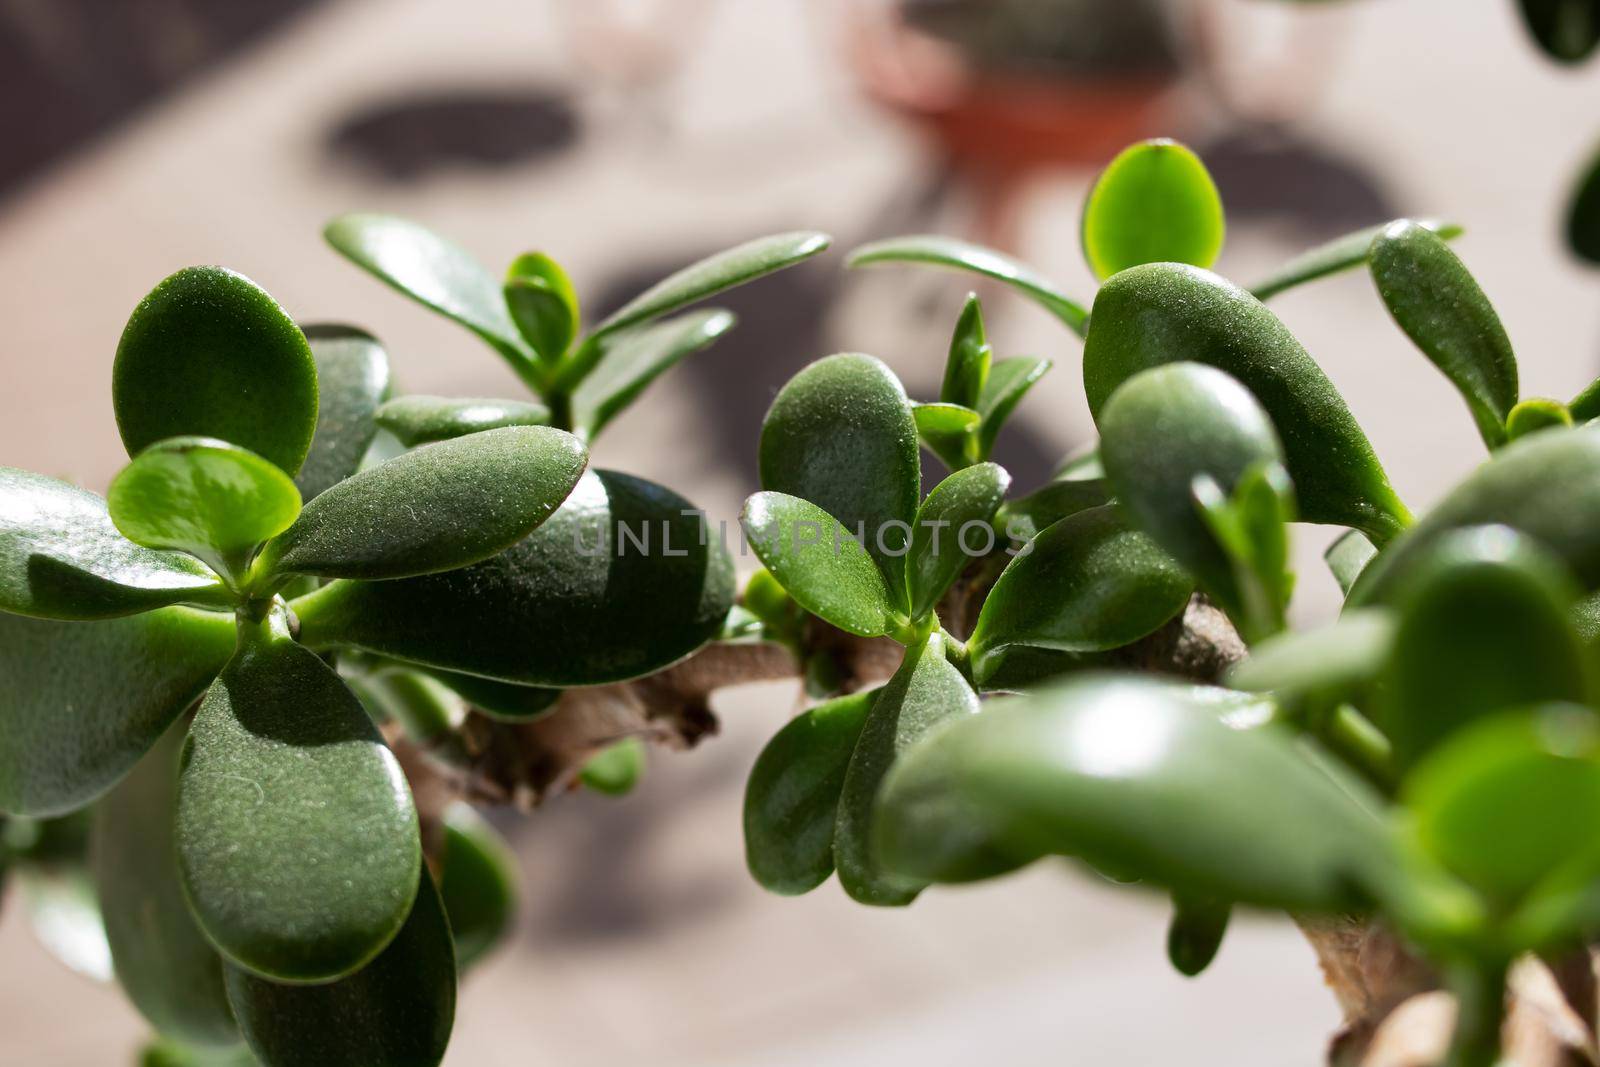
297;326;392;501
913;403;980;472
1167;893;1231;977
1249;219;1463;301
994;478;1112;544
177;613;420;981
422;668;560;722
1226;610;1394;712
224;869;454;1067
744;691;875;895
580;738;646;796
0;468;226;619
835;636;979;905
505;251;578;363
438;802;517;970
970;506;1192;686
256;425;586;582
1569;144;1600;266
357;670;462;746
374;395;550;447
1505;397;1573;441
114;267;318;475
1081;139;1224;280
0;607;233;815
293;470;734;686
741;492;898;637
1326;530;1377;597
974;357;1051;460
905;462;1010;619
1370;221;1518;449
940;295;990;408
1516;0;1600;63
93;720;239;1048
846;235;1089;336
572;309;735;440
1086;263;1409;543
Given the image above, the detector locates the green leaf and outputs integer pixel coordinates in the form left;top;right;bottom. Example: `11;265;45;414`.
572;309;736;440
970;506;1192;687
373;395;550;448
1085;263;1409;543
1192;460;1297;643
1053;444;1105;482
974;357;1051;460
293;470;734;686
580;737;646;796
0;607;233;815
1380;526;1589;770
255;425;585;583
297;325;392;501
323;213;527;365
905;462;1010;619
913;403;980;472
993;478;1112;544
1167;893;1231;978
1370;221;1518;449
223;869;454;1067
108;438;302;582
1505;397;1573;441
139;1040;257;1067
1226;610;1394;713
744;690;875;895
177;613;421;982
1515;0;1600;63
740;492;898;637
438;802;517;970
1325;530;1377;597
422;668;560;722
759;354;920;604
835;635;979;905
0;468;226;619
1249;218;1463;301
1569;144;1600;266
941;295;991;408
846;235;1090;336
874;675;1399;910
92;719;239;1048
1081;139;1225;280
505;251;578;363
114;267;318;476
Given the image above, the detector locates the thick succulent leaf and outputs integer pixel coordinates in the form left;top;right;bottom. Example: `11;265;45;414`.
1369;221;1518;449
256;426;585;582
1226;610;1394;712
996;478;1112;543
1167;893;1231;978
293;470;734;686
741;492;898;637
356;670;462;746
297;326;392;501
422;668;560;722
974;357;1051;459
1192;460;1297;642
846;235;1090;336
0;468;225;619
573;309;735;440
835;636;979;905
1516;0;1600;62
114;267;318;475
1249;218;1463;301
1571;145;1600;267
177;617;420;982
1086;264;1408;542
323;213;527;363
438;803;517;970
579;738;646;796
1380;526;1589;770
0;607;233;815
108;438;302;580
505;251;578;363
874;675;1399;910
905;462;1010;619
224;869;454;1067
1506;397;1574;441
1080;139;1224;280
744;690;875;895
759;354;920;602
970;506;1192;686
940;295;991;408
1326;530;1378;597
374;395;550;447
92;720;239;1048
913;403;980;472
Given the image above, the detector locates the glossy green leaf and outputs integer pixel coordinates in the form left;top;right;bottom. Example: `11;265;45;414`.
93;720;238;1048
114;267;318;475
759;354;920;602
1569;145;1600;266
579;737;646;796
224;869;454;1067
744;691;875;895
109;438;302;582
835;635;979;906
1370;221;1518;449
741;492;898;637
874;675;1399;910
1086;263;1409;542
941;295;991;408
1380;526;1589;770
1506;397;1573;441
1516;0;1600;62
913;403;980;472
1192;460;1296;642
293;470;734;686
974;356;1051;460
374;395;550;447
572;309;735;440
846;235;1090;336
1226;610;1394;713
995;478;1112;544
505;251;578;363
423;668;560;722
0;468;225;619
256;426;585;583
177;614;420;981
296;326;392;501
0;607;233;815
1325;530;1377;597
1167;893;1231;978
906;463;1010;619
438;803;517;970
1249;219;1463;301
1081;139;1224;281
324;213;527;364
970;506;1192;686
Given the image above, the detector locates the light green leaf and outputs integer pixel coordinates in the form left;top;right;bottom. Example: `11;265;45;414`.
438;802;517;970
1326;530;1377;597
1226;610;1394;713
297;325;392;501
374;395;550;448
913;403;980;472
741;491;898;637
940;295;991;408
580;738;646;796
1506;397;1573;441
572;309;735;440
906;462;1010;619
1081;139;1224;280
1249;218;1463;301
505;251;578;363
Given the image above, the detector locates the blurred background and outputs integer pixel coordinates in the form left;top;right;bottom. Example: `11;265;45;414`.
0;0;1596;1063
